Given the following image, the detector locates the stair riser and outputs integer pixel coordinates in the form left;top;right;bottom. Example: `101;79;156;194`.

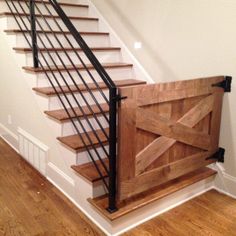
58;140;109;166
47;115;109;137
0;2;89;17
6;16;98;32
62;116;109;136
76;147;109;166
31;67;133;87
35;89;108;113
20;50;121;67
12;32;110;48
48;90;109;110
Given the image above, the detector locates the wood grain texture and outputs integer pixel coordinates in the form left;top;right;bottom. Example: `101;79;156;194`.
120;151;216;199
33;79;146;97
136;76;223;107
210;92;224;150
2;0;89;8
136;108;211;150
88;167;217;221
1;140;233;235
14;47;121;53
0;138;104;236
57;128;109;153
135;137;175;175
5;29;109;36
45;103;109;122
0;12;98;21
23;62;133;73
125;189;236;236
118;76;225;201
178;94;214;127
71;158;108;183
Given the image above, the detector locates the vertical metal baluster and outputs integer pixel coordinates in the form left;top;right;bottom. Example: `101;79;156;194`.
30;0;38;68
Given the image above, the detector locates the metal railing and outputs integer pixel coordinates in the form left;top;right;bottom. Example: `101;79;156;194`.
5;0;118;212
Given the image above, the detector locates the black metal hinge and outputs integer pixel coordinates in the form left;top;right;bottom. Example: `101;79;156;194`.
206;147;225;163
212;76;232;92
113;94;127;102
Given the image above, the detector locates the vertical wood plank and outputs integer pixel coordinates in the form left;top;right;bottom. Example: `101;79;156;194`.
117;87;138;200
210;91;224;150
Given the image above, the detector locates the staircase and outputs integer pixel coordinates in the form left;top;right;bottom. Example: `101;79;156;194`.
0;0;231;232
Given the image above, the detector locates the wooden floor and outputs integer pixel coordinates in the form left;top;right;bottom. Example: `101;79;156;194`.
1;138;236;236
0;138;104;236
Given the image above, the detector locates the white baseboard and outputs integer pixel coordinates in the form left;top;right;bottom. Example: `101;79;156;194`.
0;123;19;153
113;180;214;236
213;163;236;198
214;186;236;199
46;176;112;236
47;162;75;187
45;174;215;236
1;122;235;235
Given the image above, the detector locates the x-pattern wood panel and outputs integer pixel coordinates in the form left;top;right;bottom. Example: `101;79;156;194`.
117;76;225;201
136;94;214;175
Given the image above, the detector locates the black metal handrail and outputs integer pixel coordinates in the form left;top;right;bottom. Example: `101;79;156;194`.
5;0;118;212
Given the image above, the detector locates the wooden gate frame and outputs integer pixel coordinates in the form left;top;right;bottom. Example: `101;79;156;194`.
117;76;230;201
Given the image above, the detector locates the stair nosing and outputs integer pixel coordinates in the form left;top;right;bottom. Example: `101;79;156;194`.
4;29;109;36
0;12;98;21
13;47;121;53
23;63;133;73
87;167;217;221
2;0;89;8
71;158;109;183
33;79;146;97
57;128;109;153
44;103;109;123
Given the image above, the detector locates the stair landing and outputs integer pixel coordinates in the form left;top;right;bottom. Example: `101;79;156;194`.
88;167;217;221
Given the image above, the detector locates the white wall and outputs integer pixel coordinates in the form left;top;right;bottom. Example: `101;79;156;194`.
0;27;72;177
91;0;236;181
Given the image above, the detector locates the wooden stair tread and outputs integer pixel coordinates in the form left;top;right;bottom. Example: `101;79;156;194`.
71;158;109;183
13;47;121;53
1;0;89;8
57;128;109;152
0;12;98;21
45;103;109;122
4;29;109;36
33;79;146;96
88;167;217;221
23;62;133;73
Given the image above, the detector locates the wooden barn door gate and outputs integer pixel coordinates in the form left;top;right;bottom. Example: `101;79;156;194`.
117;76;231;201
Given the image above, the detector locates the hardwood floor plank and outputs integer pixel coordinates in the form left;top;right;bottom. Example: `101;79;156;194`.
1;138;236;236
0;138;105;236
124;189;236;236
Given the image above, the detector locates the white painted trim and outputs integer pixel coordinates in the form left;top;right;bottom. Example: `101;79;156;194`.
0;135;19;153
47;162;75;187
46;176;112;236
222;171;236;183
17;127;49;152
211;163;236;198
0;123;19;153
0;123;18;141
113;186;215;236
213;186;236;199
47;173;215;236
